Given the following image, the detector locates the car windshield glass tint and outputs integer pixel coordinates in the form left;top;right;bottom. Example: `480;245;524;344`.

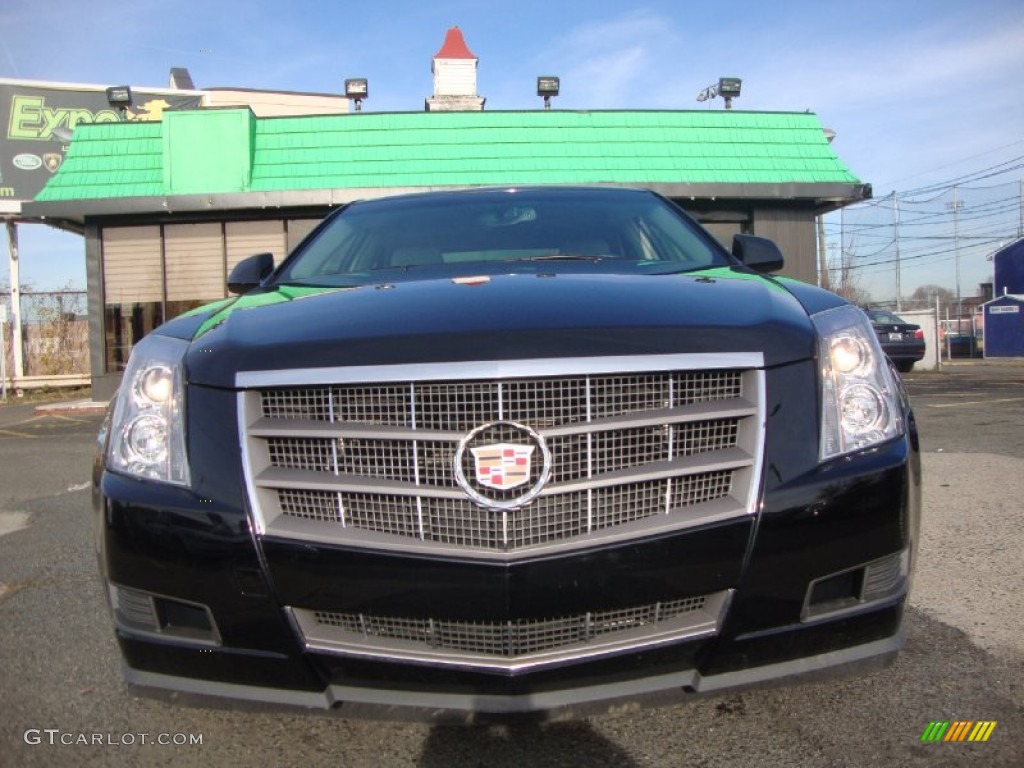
275;190;729;285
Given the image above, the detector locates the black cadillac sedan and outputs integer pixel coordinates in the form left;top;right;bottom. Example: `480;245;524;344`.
95;186;920;718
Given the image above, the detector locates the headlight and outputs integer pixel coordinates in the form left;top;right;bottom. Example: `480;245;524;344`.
814;305;903;461
107;334;190;485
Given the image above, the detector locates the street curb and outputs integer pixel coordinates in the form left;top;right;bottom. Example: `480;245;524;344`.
33;400;109;415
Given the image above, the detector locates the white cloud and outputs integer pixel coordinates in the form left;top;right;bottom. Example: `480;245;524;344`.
732;15;1024;115
535;10;680;108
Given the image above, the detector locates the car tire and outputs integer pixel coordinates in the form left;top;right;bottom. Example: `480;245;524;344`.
895;361;915;373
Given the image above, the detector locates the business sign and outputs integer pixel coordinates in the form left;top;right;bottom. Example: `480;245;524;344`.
1;79;203;204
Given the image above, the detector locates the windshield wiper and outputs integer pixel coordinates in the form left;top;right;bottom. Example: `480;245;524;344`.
510;254;608;262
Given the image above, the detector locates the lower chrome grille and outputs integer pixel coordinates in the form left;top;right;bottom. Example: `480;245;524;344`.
239;354;765;559
289;590;732;673
315;597;705;656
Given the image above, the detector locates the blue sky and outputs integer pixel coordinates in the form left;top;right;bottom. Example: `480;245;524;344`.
2;0;1023;301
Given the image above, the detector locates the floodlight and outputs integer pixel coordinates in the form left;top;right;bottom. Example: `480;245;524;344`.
718;78;741;109
345;78;368;111
106;86;133;120
718;78;742;98
537;76;559;109
696;78;742;109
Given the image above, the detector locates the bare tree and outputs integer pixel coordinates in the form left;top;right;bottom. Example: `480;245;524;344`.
2;280;89;376
908;284;954;311
28;283;88;375
827;240;872;306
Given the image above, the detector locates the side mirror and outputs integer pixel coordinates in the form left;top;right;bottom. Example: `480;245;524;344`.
732;235;784;274
227;252;275;295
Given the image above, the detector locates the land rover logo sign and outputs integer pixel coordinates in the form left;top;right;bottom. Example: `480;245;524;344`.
13;153;42;170
454;421;552;510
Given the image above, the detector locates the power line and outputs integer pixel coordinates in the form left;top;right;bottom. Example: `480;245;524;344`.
873;140;1024;190
841;234;1013;273
901;157;1024;196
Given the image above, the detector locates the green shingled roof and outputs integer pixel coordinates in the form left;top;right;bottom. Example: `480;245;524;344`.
35;108;861;204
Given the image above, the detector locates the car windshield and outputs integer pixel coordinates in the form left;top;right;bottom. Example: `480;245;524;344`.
273;188;731;286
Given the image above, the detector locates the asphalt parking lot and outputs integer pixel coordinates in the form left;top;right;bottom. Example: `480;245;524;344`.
0;362;1021;767
903;360;1024;458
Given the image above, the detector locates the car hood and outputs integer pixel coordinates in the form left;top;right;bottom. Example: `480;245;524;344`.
181;269;819;388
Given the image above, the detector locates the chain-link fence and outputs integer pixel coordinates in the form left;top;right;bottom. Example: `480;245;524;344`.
1;289;89;380
823;179;1024;313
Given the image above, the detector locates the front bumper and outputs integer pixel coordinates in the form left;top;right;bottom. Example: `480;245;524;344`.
94;355;921;717
119;620;904;719
882;341;926;364
95;433;919;717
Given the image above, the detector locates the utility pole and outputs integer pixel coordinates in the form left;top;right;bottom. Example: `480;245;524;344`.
1;296;6;400
946;186;964;329
817;215;831;290
892;193;901;312
828;241;841;297
5;221;23;387
839;207;845;296
817;128;836;293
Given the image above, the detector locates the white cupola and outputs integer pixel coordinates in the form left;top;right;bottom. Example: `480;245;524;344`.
425;27;486;111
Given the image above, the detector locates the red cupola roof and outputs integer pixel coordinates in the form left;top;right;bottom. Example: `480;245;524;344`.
434;26;476;59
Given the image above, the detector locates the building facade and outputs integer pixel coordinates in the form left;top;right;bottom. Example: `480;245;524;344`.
19;28;871;398
25;105;870;399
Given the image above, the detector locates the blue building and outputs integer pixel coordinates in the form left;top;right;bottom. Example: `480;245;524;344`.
993;238;1024;296
983;239;1024;357
983;292;1024;358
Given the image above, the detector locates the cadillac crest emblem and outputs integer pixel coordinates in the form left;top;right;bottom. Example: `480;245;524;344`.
454;421;552;510
470;443;534;490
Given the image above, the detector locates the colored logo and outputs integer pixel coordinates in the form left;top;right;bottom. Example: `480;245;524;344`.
920;721;997;743
42;153;63;173
13;153;42;170
454;421;552;510
126;98;173;122
471;443;534;490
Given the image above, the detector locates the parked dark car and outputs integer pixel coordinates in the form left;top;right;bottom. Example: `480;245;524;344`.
863;309;926;372
94;186;920;718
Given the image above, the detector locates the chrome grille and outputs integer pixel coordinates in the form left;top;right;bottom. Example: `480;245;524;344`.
258;370;744;427
241;355;764;558
278;489;342;523
274;471;733;550
313;597;705;657
265;420;739;486
290;589;732;672
862;551;907;601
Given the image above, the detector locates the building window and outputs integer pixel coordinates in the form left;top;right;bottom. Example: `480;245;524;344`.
227;220;289;273
164;222;226;303
104;302;164;372
101;219;302;373
101;225;163;372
